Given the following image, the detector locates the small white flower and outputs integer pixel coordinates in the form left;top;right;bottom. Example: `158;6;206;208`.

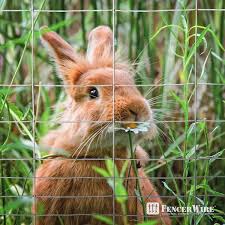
117;122;150;134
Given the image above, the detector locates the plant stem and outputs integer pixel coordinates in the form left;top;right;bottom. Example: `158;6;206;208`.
128;131;146;221
91;0;99;27
129;0;135;59
80;0;86;50
115;0;120;39
1;152;6;225
121;202;128;225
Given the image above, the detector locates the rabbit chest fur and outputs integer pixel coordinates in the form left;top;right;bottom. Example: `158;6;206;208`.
34;158;139;225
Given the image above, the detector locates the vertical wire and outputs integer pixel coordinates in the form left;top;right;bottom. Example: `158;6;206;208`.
31;0;36;224
194;0;198;224
112;0;116;224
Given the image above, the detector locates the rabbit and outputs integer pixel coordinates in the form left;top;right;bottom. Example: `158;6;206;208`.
33;26;171;225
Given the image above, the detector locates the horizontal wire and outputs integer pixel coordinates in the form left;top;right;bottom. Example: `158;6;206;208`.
0;119;225;123
0;194;224;199
116;9;196;12
0;213;223;217
1;175;224;180
0;157;225;161
1;83;225;87
0;9;31;12
1;9;224;13
1;84;195;87
34;9;113;12
198;8;225;11
0;120;195;123
0;9;112;12
117;8;225;12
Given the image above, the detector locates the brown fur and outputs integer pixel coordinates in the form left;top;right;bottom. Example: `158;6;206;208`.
34;26;171;225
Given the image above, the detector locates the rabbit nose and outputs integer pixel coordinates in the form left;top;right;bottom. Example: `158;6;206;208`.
129;109;138;121
122;109;138;129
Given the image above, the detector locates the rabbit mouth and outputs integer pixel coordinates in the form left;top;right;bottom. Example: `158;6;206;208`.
85;121;156;151
107;121;153;134
106;121;156;142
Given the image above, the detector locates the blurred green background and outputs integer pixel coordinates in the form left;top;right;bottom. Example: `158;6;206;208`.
0;0;224;224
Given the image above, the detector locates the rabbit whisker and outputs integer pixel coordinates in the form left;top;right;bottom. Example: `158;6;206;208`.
73;123;110;159
82;124;109;159
84;123;110;159
102;123;112;144
154;124;171;143
71;127;101;158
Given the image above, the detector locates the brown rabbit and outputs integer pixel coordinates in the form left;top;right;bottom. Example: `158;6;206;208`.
33;26;171;225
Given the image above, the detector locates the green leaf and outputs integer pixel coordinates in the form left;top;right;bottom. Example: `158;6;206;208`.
170;91;185;108
115;182;128;203
93;214;114;225
185;146;197;159
8;103;23;119
134;188;142;203
105;159;114;177
0;197;32;214
196;184;225;197
209;149;225;164
212;215;225;223
185;26;210;68
120;160;129;178
106;159;119;178
92;166;110;178
162;182;185;205
138;220;158;225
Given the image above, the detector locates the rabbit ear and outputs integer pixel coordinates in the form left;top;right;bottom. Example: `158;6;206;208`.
86;26;113;64
40;26;79;83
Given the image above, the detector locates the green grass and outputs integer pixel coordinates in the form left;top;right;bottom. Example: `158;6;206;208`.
0;0;225;225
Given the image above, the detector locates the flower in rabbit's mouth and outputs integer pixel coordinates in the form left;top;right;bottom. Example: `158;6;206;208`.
111;122;150;134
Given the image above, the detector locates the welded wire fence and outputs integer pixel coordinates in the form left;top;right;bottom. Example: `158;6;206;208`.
0;0;224;225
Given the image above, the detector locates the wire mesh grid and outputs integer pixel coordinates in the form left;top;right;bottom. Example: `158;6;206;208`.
0;0;225;225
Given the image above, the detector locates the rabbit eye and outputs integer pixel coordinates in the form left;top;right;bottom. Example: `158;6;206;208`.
89;87;99;99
